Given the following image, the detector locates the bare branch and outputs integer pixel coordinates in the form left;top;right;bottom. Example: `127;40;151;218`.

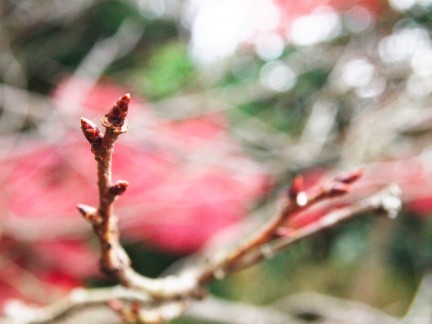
228;184;402;273
78;94;198;299
196;169;367;285
3;94;402;323
3;286;151;324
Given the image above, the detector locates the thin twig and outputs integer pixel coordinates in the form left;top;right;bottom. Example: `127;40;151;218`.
230;184;402;273
196;169;365;285
78;94;198;299
3;286;150;324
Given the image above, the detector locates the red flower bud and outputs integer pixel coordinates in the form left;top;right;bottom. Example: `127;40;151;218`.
80;117;103;149
105;93;130;127
109;180;129;196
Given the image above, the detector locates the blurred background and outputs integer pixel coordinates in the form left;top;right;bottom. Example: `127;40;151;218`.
1;0;432;322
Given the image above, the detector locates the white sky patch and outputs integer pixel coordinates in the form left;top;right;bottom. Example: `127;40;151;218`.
344;6;374;33
260;60;296;92
189;0;255;64
288;6;341;46
255;33;285;61
411;48;432;77
253;0;282;33
188;0;284;64
188;1;343;64
356;76;386;98
379;27;430;63
407;74;432;97
389;0;417;11
342;59;375;88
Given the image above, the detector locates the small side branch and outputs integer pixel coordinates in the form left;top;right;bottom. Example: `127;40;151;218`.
196;169;367;284
230;184;402;273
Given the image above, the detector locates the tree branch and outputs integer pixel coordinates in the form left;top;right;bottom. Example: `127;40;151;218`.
229;184;401;273
3;286;151;324
196;169;366;284
2;94;402;323
79;94;198;299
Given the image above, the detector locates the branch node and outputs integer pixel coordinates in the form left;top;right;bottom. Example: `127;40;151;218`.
102;117;129;133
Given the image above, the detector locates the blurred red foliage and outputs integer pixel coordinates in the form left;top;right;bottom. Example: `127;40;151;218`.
0;77;269;308
275;0;384;18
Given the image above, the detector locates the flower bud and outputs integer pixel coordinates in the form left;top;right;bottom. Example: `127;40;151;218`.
76;203;102;224
80;117;103;149
109;180;129;196
104;93;130;127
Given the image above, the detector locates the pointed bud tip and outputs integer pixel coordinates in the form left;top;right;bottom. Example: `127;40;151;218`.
76;203;94;216
80;117;103;148
80;117;94;127
76;204;101;224
116;93;130;109
76;203;85;214
104;93;131;128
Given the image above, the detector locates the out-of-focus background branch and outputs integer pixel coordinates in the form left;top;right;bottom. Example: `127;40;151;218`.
1;0;432;322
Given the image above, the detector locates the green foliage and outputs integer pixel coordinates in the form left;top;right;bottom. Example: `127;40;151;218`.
137;42;195;100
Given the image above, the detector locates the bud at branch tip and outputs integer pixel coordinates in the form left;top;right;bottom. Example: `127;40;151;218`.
104;93;131;128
